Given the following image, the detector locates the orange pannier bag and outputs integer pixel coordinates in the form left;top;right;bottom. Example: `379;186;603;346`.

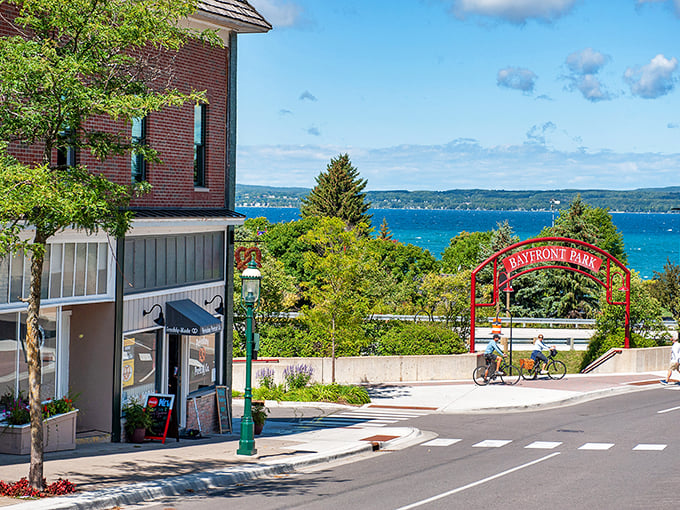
519;359;534;370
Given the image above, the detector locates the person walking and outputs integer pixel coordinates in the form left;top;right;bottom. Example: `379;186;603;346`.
661;337;680;385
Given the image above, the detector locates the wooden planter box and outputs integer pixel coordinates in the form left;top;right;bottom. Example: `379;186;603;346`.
0;410;78;455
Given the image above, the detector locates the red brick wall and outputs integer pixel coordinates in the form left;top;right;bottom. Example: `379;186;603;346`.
1;5;228;209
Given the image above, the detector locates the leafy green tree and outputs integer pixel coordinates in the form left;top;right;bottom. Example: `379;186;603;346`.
650;258;680;324
261;217;320;285
0;0;215;489
580;273;669;370
300;218;372;381
366;238;438;313
418;271;472;341
300;153;371;228
441;231;493;273
0;151;143;487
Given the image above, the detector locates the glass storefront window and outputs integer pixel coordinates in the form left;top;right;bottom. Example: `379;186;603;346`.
188;334;215;393
19;311;58;401
0;314;18;402
122;331;158;404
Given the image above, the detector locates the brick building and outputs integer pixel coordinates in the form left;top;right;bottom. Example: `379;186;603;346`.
0;1;270;441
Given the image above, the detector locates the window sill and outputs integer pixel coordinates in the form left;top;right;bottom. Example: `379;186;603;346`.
194;187;210;192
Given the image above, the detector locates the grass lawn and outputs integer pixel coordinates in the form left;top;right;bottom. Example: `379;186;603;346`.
509;349;585;374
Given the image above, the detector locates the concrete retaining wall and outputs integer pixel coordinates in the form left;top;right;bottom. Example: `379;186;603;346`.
232;354;483;391
231;346;671;391
589;346;669;374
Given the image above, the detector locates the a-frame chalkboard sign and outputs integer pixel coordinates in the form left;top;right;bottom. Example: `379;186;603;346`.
144;393;175;444
215;386;232;434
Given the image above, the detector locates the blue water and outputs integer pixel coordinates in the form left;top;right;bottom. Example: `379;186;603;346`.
237;207;680;280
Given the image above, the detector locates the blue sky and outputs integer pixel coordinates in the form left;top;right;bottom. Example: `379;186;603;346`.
236;0;680;192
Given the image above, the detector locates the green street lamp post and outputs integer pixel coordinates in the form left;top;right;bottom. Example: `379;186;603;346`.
237;257;261;456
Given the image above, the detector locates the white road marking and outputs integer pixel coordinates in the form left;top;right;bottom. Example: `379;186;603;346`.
578;443;615;450
394;452;561;510
472;439;512;448
657;405;680;414
421;438;462;447
525;441;562;449
633;444;667;451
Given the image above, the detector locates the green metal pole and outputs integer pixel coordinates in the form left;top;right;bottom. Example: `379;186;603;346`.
237;300;256;455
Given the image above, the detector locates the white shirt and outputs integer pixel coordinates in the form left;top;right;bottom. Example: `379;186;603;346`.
533;339;549;352
671;341;680;363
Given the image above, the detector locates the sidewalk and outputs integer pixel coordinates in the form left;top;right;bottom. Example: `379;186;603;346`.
0;371;666;510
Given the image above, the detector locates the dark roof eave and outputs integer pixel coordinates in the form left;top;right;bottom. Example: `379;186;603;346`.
127;207;246;220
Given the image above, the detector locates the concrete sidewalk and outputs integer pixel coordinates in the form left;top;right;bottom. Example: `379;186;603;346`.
0;371;667;510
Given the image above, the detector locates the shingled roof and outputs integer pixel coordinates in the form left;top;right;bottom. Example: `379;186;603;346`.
198;0;271;33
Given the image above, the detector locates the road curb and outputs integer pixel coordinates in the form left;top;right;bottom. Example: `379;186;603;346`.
3;442;376;510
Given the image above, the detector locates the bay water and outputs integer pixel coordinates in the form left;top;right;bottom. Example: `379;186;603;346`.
237;207;680;280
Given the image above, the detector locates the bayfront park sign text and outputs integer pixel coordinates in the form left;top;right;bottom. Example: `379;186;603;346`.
502;245;603;273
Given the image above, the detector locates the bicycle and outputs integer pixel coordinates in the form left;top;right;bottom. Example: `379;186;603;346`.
473;356;521;386
520;347;566;380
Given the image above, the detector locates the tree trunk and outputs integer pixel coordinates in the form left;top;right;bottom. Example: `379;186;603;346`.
27;232;47;490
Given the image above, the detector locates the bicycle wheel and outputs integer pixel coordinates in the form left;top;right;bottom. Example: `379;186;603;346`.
521;365;537;381
547;360;566;380
473;366;490;386
500;364;521;385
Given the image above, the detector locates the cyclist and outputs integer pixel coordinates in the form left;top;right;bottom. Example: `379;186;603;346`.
484;334;505;377
530;334;552;374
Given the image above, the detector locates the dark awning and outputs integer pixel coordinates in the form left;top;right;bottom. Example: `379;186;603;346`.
165;299;222;336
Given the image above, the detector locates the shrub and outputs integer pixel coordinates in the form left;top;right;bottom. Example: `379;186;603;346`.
283;363;314;390
0;477;76;498
377;322;466;355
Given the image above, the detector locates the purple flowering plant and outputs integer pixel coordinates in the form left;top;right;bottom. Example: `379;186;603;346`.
283;364;314;390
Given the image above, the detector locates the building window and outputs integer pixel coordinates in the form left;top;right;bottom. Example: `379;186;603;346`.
122;330;159;404
188;334;215;393
131;117;147;183
0;242;109;305
56;128;76;168
194;104;206;187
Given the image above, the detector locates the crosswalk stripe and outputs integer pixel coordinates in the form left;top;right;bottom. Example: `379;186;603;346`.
525;441;562;449
472;439;512;448
578;443;614;450
633;444;667;451
421;438;462;447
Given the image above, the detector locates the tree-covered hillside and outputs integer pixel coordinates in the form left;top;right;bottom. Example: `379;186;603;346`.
236;184;680;212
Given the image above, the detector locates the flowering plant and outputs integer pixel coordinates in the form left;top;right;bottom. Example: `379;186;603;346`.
1;394;76;425
256;367;275;389
283;363;314;390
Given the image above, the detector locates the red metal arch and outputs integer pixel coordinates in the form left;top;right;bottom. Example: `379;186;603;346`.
469;237;630;352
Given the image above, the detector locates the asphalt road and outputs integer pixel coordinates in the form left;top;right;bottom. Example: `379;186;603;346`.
138;386;680;510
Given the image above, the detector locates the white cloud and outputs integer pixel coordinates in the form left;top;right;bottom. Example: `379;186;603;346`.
249;0;304;28
624;54;678;98
497;67;537;93
451;0;577;23
563;48;612;102
236;141;680;191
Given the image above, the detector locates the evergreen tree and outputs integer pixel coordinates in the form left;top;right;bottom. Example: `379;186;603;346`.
377;218;393;240
300;153;372;228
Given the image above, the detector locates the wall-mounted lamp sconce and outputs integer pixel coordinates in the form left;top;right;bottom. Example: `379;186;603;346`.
205;295;225;315
142;303;165;326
